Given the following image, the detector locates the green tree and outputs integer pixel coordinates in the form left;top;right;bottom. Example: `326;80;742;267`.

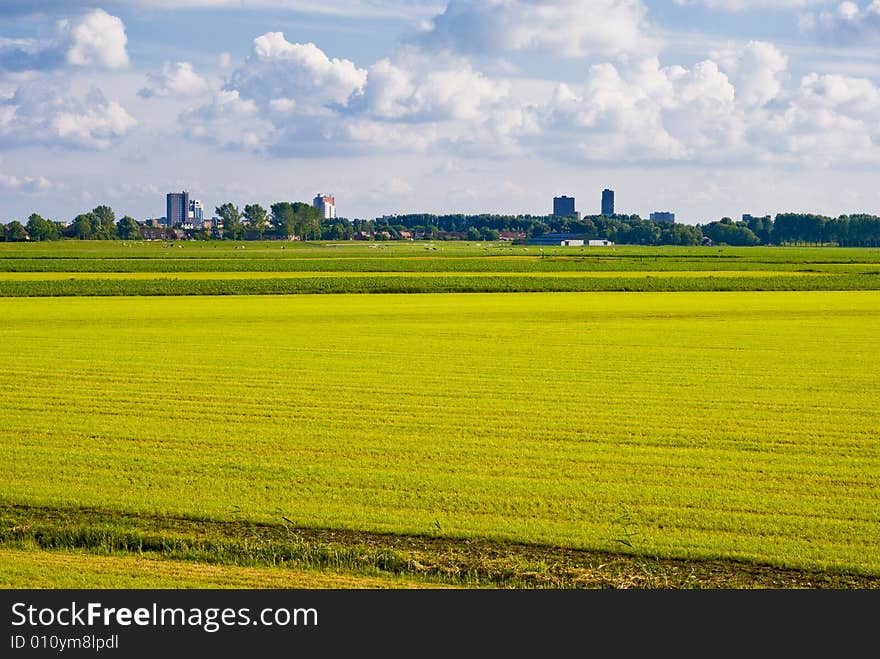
117;215;141;240
216;203;243;240
92;205;118;239
292;202;321;240
744;215;772;244
701;220;760;246
481;227;500;241
4;220;28;242
661;223;702;246
72;213;97;239
270;202;295;238
243;204;269;239
25;213;59;241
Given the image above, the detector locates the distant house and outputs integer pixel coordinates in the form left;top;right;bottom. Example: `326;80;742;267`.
527;232;591;246
588;239;614;247
140;226;175;241
499;231;527;241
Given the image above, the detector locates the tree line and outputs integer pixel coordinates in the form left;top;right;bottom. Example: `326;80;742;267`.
3;204;880;247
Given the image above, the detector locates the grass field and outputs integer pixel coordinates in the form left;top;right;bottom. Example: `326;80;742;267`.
1;280;878;588
1;241;878;297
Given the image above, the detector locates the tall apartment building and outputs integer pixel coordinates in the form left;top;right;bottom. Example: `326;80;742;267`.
313;194;336;219
553;195;576;217
601;189;615;216
650;211;675;223
189;199;204;224
166;191;189;227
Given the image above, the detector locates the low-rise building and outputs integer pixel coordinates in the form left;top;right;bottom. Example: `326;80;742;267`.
527;232;591;246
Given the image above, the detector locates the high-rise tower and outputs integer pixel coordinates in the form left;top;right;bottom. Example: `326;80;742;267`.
601;189;614;216
166;191;189;227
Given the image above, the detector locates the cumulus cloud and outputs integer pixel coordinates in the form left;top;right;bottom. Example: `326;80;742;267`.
182;37;536;155
800;1;880;41
356;51;509;122
229;32;367;109
799;70;880;113
416;0;653;58
63;9;129;69
0;9;128;72
171;21;878;169
541;57;741;162
712;41;788;107
0;81;136;150
140;62;211;98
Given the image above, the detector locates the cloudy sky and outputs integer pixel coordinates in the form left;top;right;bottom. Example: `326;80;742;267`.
1;1;879;224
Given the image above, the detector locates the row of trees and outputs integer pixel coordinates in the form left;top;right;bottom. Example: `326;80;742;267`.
214;202;323;241
1;207;144;242
4;205;880;247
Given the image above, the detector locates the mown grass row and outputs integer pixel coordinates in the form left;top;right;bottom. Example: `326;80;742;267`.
2;257;879;274
2;241;879;264
0;273;878;296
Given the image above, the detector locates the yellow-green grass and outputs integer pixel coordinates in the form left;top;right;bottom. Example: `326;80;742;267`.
0;270;819;280
1;292;878;577
0;549;447;589
1;242;879;275
2;241;879;262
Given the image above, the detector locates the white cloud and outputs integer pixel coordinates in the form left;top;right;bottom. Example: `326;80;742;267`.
801;1;880;41
713;41;788;107
799;70;880;113
417;0;654;58
744;71;880;165
229;32;367;109
541;57;740;162
0;81;136;150
139;62;211;98
0;172;52;193
0;9;129;72
171;23;878;170
184;40;534;156
358;51;509;122
63;9;129;69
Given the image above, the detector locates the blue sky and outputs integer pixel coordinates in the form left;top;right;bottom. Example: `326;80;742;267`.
1;1;879;224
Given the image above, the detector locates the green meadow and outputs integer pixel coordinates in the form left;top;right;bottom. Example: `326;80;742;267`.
0;241;878;297
1;275;878;587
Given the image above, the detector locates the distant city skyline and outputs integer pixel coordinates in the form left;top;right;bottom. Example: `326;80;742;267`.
1;2;879;225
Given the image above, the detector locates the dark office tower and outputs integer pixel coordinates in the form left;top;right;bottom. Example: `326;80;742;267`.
553;195;576;217
166;191;189;227
601;189;614;216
